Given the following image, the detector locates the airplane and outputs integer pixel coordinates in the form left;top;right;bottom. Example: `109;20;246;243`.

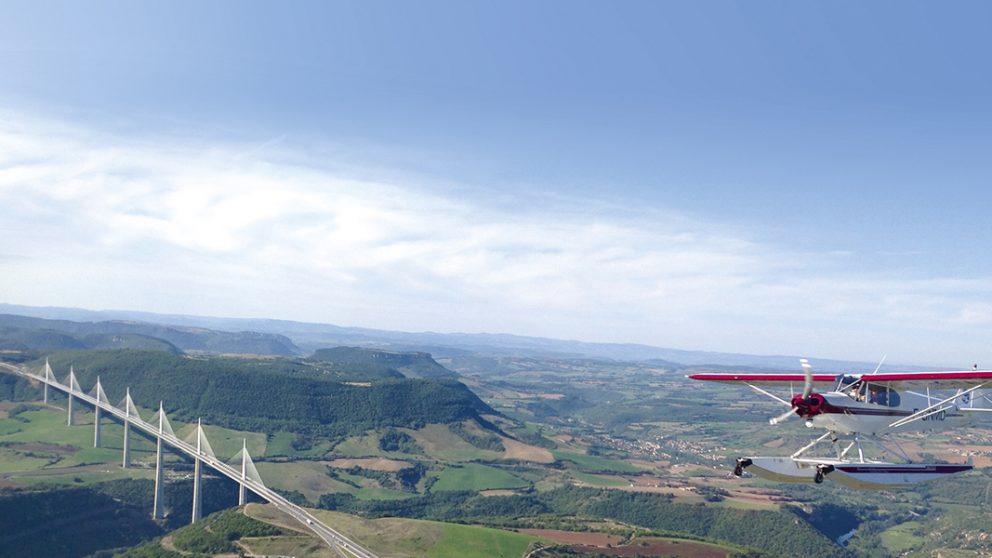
688;358;992;489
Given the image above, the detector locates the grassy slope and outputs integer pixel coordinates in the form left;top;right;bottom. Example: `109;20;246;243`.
432;463;530;492
879;521;924;554
552;450;641;474
306;508;545;558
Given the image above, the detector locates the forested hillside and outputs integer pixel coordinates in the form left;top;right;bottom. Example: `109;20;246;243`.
40;350;492;437
310;346;459;379
0;488;163;558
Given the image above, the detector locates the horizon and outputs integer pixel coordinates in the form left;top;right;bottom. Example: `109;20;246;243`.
0;301;957;370
3;2;991;364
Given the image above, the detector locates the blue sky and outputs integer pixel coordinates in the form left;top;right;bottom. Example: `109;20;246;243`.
1;1;991;365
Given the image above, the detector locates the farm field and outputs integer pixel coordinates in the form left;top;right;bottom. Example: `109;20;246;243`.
431;462;530;492
879;521;924;554
304;508;546;558
520;530;735;558
552;450;641;474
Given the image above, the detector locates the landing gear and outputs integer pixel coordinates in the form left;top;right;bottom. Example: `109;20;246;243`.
733;457;753;477
814;464;835;484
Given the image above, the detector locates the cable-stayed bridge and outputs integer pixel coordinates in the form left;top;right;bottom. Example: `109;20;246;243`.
0;361;379;558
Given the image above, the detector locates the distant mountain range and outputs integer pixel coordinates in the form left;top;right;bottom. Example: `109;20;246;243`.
0;303;946;372
0;311;298;356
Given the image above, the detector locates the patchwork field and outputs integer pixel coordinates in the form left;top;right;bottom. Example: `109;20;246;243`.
0;405;160;486
552;450;641;474
303;508;547;558
879;521;924;554
584;537;731;557
254;460;355;503
404;424;503;462
431;463;530;492
327;457;413;471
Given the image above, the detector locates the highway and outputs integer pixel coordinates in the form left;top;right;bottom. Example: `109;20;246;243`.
0;362;380;558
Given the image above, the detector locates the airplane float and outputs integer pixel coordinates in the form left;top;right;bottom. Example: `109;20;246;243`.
689;358;992;489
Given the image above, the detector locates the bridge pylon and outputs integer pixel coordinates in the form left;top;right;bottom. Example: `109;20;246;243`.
119;387;140;468
65;366;81;426
90;377;109;447
191;418;206;523
239;438;247;505
227;437;264;506
42;359;52;404
153;401;166;519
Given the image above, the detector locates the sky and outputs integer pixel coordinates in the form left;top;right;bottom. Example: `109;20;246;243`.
1;1;991;365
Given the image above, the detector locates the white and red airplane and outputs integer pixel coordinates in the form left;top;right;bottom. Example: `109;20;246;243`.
689;359;992;489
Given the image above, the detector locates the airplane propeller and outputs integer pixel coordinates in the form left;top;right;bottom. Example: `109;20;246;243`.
800;358;814;399
769;406;797;425
769;358;816;425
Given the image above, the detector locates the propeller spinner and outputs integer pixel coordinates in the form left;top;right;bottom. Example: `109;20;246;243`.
769;358;825;425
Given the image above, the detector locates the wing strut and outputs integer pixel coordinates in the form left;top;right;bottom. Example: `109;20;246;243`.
889;384;985;428
744;383;791;407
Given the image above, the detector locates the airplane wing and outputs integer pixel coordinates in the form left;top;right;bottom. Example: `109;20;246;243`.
859;370;992;389
687;373;838;388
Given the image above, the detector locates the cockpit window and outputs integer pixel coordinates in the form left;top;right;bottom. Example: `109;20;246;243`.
837;375;862;400
865;383;900;407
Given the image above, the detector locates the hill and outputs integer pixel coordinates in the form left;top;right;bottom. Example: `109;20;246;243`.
39;350;493;438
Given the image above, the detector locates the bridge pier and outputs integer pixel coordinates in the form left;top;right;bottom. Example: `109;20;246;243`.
153;402;165;520
122;387;133;469
94;405;102;447
42;358;51;404
239;438;247;506
122;419;130;468
93;377;105;448
67;367;80;426
191;419;204;523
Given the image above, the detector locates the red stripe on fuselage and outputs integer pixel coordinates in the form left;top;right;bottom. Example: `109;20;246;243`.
819;405;912;417
862;371;992;382
688;374;838;382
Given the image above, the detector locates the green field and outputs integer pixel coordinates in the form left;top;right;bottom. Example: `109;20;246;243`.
0;406;158;477
0;407;152;451
552;450;641;474
879;521;924;554
265;430;334;458
241;535;337;558
430;522;541;557
431;463;530;492
255;460;354;503
329;431;388;457
14;467;153;486
0;448;51;473
571;470;630;487
306;508;545;558
406;424;503;462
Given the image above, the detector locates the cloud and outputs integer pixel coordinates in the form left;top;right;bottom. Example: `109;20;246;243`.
1;111;990;365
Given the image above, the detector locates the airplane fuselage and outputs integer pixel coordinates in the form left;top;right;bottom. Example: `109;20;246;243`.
808;390;969;435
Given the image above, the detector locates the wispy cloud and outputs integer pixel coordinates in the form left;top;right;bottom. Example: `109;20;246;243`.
1;111;990;365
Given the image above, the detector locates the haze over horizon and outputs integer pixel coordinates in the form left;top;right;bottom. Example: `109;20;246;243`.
2;2;991;365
